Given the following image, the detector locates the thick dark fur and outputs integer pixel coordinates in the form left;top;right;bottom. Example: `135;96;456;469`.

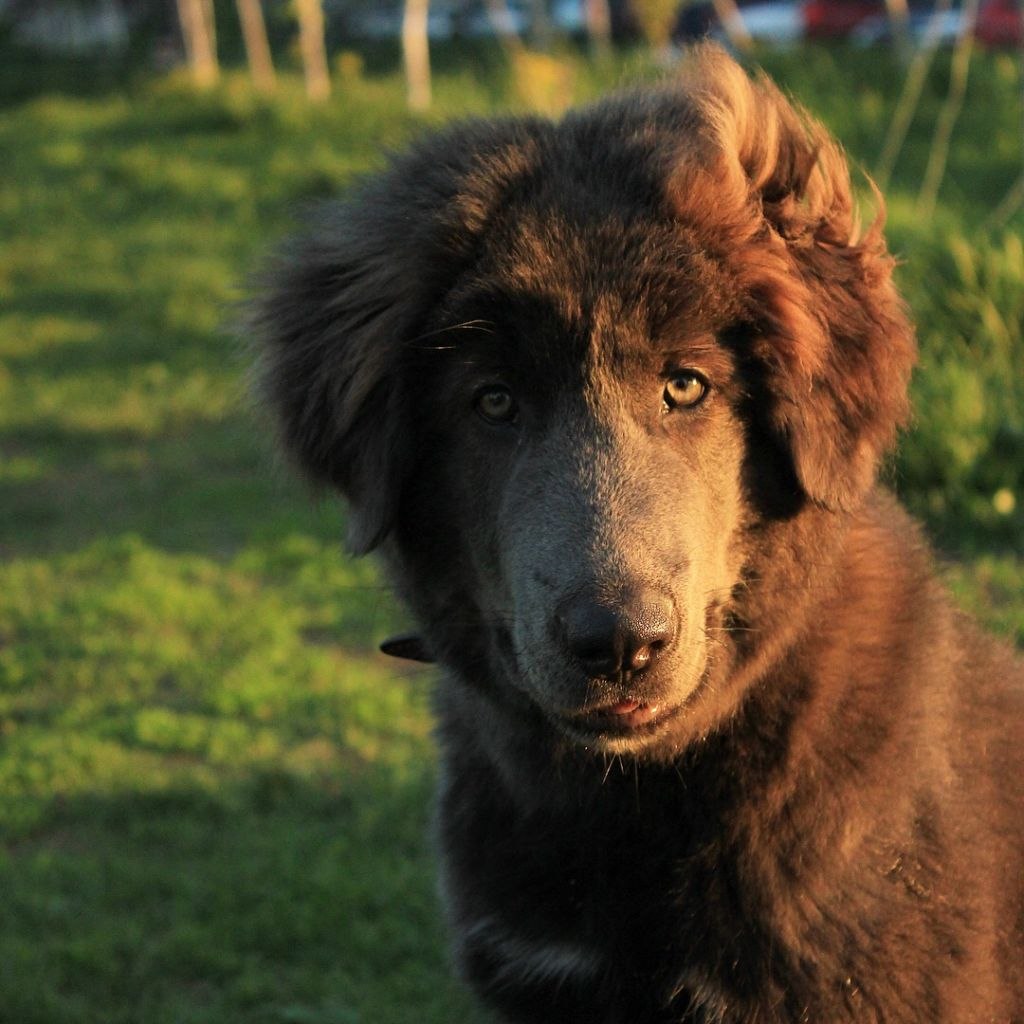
251;45;1024;1024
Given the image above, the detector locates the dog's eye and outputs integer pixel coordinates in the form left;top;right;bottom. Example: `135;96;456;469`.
663;373;708;411
475;386;518;424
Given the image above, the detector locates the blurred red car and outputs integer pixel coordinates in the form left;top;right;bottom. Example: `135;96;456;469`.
802;0;886;36
976;0;1022;44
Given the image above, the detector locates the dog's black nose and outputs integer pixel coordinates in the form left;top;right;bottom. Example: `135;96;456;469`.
559;592;677;678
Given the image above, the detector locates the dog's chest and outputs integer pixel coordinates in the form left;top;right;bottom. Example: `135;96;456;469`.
439;767;724;1021
450;851;691;1022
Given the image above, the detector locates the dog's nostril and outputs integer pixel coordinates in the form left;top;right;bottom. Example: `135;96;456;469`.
629;640;659;671
627;606;674;671
559;593;676;678
562;603;621;676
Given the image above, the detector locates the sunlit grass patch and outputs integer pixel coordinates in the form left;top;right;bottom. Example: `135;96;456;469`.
0;535;408;816
0;314;102;359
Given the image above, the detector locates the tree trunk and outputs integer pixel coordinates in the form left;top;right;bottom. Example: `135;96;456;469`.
710;0;753;51
176;0;219;87
883;0;911;57
403;0;431;111
631;0;677;50
236;0;276;95
201;0;217;56
295;0;331;102
585;0;612;59
529;0;553;50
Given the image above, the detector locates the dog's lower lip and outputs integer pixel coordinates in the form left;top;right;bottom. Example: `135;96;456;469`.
574;700;666;731
608;699;641;714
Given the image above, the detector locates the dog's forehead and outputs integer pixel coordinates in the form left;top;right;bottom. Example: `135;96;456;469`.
438;206;740;374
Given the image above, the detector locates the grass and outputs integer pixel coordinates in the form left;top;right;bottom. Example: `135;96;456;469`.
0;39;1021;1023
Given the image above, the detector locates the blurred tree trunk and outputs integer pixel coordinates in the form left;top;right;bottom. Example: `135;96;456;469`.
529;0;554;49
236;0;276;95
710;0;753;51
585;0;612;59
201;0;217;56
176;0;219;87
883;0;911;56
631;0;676;50
403;0;431;110
295;0;331;102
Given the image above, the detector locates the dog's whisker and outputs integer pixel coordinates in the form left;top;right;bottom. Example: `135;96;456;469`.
406;319;496;347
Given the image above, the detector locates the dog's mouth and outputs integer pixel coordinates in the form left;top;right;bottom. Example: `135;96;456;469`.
561;698;683;741
498;615;707;748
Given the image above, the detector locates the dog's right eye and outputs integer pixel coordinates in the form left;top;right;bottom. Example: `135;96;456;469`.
663;372;708;411
474;386;518;425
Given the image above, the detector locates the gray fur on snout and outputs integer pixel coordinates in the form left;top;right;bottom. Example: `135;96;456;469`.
493;395;727;729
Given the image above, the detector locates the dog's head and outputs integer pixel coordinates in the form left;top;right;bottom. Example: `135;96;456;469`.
252;46;915;756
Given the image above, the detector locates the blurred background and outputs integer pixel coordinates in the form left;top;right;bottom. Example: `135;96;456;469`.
0;2;1021;1021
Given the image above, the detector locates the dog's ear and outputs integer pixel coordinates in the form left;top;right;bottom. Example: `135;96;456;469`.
673;46;916;511
249;210;421;554
249;123;545;553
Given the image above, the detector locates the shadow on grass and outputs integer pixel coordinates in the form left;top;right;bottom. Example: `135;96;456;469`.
0;415;346;558
0;768;485;1024
0;42;147;108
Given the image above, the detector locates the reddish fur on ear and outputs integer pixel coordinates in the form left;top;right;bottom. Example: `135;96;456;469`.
667;44;916;510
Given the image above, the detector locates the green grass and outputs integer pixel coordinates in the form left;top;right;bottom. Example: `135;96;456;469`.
0;40;1021;1023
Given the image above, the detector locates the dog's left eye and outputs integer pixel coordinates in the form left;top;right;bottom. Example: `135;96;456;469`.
474;386;518;424
663;372;708;411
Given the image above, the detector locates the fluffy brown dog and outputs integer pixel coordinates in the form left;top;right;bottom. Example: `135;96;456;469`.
252;45;1024;1024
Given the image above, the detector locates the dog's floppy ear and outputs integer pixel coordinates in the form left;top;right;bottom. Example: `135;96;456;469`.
673;46;916;511
753;215;916;512
249;122;545;553
250;208;420;554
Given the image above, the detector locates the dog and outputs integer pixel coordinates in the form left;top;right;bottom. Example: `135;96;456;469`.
251;45;1023;1024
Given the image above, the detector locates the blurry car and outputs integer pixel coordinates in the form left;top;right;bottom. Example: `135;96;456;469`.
802;0;886;36
976;0;1022;44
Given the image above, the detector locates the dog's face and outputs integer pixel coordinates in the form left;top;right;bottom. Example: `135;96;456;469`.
252;46;915;758
398;214;752;753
